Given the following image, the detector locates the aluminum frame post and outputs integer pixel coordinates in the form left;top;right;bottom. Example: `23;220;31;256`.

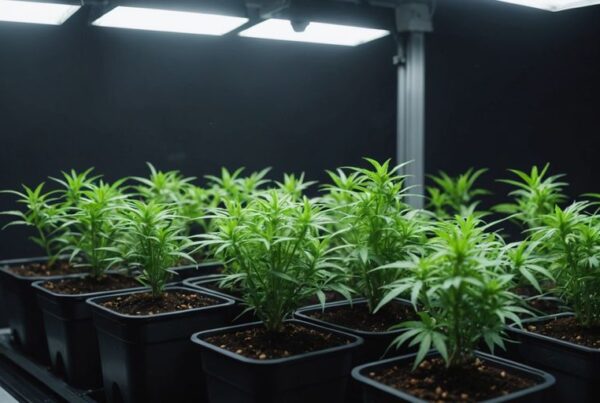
393;1;432;208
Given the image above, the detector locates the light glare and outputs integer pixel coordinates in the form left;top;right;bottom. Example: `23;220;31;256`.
239;19;390;47
92;6;248;36
496;0;600;11
0;0;80;25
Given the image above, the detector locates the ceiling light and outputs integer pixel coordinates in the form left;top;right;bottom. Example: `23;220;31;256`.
239;18;390;47
0;0;80;25
92;6;248;36
496;0;600;11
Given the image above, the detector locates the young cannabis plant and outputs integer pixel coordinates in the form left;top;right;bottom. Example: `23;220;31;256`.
502;239;553;295
50;168;99;207
533;202;600;327
426;168;489;218
61;180;128;278
201;191;349;333
1;183;65;264
495;164;567;229
113;200;199;297
206;167;271;207
380;215;527;369
275;173;316;200
323;159;430;313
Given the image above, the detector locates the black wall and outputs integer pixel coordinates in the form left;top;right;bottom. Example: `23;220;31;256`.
0;0;599;258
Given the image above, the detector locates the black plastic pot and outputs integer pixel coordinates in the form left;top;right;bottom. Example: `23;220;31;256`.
295;298;415;402
170;260;223;282
183;275;256;324
0;256;79;362
32;275;143;388
352;351;555;403
191;319;364;403
505;313;599;403
87;286;235;403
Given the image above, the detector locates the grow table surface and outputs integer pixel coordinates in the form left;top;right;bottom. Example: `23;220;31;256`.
0;328;102;402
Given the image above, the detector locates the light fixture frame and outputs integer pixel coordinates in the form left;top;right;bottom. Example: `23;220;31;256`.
495;0;600;12
0;0;82;25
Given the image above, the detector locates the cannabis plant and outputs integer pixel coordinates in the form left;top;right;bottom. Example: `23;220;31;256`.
323;159;430;313
495;164;567;229
206;167;271;207
426;168;489;218
50;168;99;207
112;200;199;297
275;173;316;200
201;191;348;333
60;180;128;278
532;202;600;327
1;183;66;264
380;215;527;369
502;239;553;294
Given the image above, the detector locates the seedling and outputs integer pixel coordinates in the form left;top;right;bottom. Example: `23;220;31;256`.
323;158;430;313
113;200;199;297
1;183;66;265
380;215;528;369
495;164;567;229
533;202;600;327
60;180;128;278
426;168;489;218
275;173;316;200
201;191;348;333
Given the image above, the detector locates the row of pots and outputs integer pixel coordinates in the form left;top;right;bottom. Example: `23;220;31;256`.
0;257;597;403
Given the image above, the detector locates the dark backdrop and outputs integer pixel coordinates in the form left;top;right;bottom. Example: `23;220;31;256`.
0;0;599;258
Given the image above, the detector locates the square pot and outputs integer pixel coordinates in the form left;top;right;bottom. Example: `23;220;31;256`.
0;256;80;362
32;274;144;388
87;286;235;403
505;313;600;403
191;319;364;403
352;351;555;402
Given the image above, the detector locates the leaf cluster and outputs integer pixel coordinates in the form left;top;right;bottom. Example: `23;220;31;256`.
426;168;489;219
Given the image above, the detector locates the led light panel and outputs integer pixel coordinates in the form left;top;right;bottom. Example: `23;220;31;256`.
496;0;600;11
239;18;390;47
92;6;248;36
0;0;80;25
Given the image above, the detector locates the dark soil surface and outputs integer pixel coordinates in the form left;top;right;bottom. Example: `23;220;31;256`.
307;301;417;332
368;357;537;402
41;275;140;295
197;280;243;299
8;260;79;277
101;290;220;315
526;298;566;316
527;316;600;349
206;323;351;360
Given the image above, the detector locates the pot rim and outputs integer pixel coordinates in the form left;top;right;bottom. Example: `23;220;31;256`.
86;285;235;320
507;312;600;354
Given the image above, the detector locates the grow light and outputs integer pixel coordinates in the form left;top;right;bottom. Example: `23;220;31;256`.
238;19;390;47
496;0;600;11
92;6;248;36
0;0;80;25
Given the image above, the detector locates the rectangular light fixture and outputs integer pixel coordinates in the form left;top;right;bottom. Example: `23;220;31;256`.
92;6;248;36
239;19;390;47
0;0;80;25
496;0;600;11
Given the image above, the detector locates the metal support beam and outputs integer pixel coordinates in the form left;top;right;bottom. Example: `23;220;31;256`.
396;31;426;208
393;1;432;208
